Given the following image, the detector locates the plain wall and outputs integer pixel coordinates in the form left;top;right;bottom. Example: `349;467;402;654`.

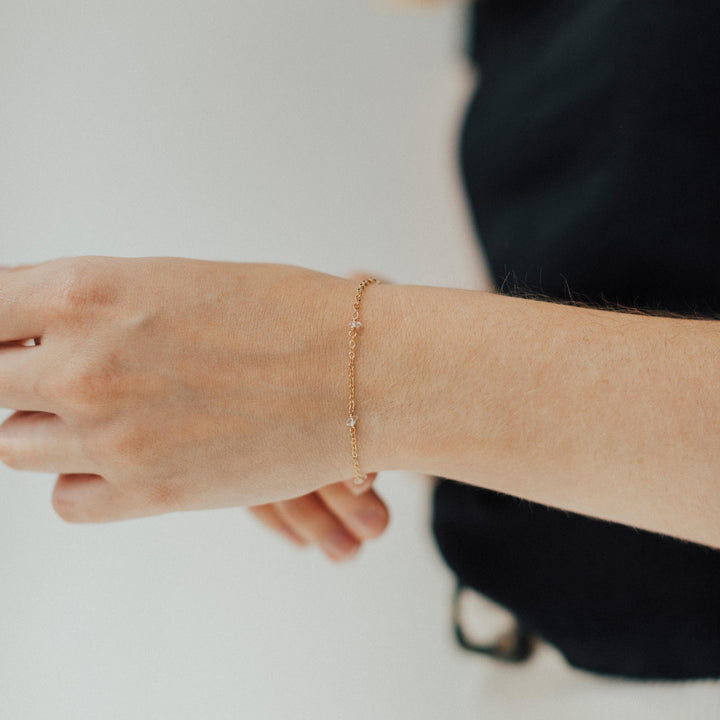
0;2;493;718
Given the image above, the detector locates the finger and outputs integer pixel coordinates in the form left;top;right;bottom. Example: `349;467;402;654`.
344;470;378;496
275;494;361;562
2;264;44;275
0;411;96;474
0;263;51;342
0;345;53;412
249;504;309;547
51;474;142;523
318;481;390;541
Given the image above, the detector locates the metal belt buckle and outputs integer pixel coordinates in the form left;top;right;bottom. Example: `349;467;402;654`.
452;582;535;663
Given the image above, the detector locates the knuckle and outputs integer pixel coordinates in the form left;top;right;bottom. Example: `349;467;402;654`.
54;258;117;316
51;497;78;523
83;424;141;471
51;485;86;523
142;478;182;512
0;441;23;470
45;355;124;410
105;424;152;463
76;359;121;403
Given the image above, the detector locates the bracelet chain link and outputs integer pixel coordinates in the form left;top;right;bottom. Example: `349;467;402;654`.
346;277;379;487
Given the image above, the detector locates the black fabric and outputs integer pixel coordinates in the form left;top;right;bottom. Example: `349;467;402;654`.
432;0;720;679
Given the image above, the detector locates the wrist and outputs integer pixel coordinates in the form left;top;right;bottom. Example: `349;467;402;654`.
320;278;414;478
350;281;414;474
321;278;496;482
341;281;491;478
353;282;498;480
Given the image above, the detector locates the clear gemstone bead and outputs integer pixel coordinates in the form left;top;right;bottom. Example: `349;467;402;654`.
348;320;363;329
346;415;358;428
353;474;368;485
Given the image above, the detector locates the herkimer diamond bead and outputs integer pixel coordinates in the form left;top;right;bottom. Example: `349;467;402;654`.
348;320;363;329
346;415;358;428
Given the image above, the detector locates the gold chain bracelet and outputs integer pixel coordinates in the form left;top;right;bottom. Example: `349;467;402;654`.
346;277;380;487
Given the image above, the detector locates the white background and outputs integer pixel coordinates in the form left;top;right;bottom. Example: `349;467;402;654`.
1;1;718;718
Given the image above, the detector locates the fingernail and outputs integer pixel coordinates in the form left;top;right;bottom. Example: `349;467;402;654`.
321;529;358;559
352;508;387;535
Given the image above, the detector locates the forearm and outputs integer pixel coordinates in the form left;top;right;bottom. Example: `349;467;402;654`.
358;283;720;548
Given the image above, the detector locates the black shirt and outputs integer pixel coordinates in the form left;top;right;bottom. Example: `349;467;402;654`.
432;0;720;680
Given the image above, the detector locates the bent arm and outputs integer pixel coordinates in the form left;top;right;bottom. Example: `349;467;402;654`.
352;284;720;548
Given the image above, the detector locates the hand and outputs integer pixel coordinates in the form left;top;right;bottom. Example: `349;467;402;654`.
249;474;389;562
0;257;393;522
